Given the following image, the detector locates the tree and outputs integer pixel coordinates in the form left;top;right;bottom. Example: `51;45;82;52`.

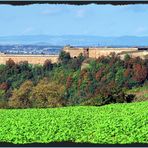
43;59;53;71
0;82;9;91
95;68;104;81
124;68;131;78
19;61;30;72
59;51;71;64
66;76;73;89
8;80;33;108
68;58;81;71
0;90;7;108
32;65;44;80
77;53;85;63
29;79;66;108
124;54;131;61
6;58;15;68
132;64;147;83
68;53;85;71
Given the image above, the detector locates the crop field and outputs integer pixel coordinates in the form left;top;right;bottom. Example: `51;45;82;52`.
0;101;148;144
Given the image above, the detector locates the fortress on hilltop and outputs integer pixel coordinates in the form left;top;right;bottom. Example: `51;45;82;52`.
0;46;148;65
63;46;148;59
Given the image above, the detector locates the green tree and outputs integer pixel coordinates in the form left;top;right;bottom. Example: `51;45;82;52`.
59;51;71;65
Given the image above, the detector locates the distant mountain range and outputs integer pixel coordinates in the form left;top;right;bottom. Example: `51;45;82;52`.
1;35;148;46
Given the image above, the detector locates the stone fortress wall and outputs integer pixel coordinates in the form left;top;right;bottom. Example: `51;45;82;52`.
0;53;58;65
87;47;138;58
63;46;84;58
0;46;148;65
63;46;148;59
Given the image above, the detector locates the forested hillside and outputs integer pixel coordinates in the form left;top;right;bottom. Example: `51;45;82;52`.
0;51;148;108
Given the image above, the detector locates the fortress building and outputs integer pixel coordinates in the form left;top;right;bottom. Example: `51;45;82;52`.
63;46;148;59
0;46;148;65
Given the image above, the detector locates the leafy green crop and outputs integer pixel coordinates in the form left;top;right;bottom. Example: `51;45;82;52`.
0;101;148;144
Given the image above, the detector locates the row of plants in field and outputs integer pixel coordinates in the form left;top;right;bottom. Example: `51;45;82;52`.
0;51;148;108
0;101;147;144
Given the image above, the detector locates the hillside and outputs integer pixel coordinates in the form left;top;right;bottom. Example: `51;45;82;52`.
0;101;148;144
127;85;148;102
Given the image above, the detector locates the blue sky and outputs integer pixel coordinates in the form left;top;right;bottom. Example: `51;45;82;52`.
0;4;148;36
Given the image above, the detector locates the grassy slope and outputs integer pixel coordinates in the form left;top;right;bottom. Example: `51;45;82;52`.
0;101;148;144
127;85;148;102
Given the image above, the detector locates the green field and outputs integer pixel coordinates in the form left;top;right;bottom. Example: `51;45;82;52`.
0;101;148;144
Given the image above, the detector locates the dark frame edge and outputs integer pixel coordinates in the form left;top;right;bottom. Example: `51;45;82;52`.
0;1;148;6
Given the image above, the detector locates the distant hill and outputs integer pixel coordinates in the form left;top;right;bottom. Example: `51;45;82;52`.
1;35;148;46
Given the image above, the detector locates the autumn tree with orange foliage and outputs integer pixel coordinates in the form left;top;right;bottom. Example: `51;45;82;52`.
132;64;147;83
